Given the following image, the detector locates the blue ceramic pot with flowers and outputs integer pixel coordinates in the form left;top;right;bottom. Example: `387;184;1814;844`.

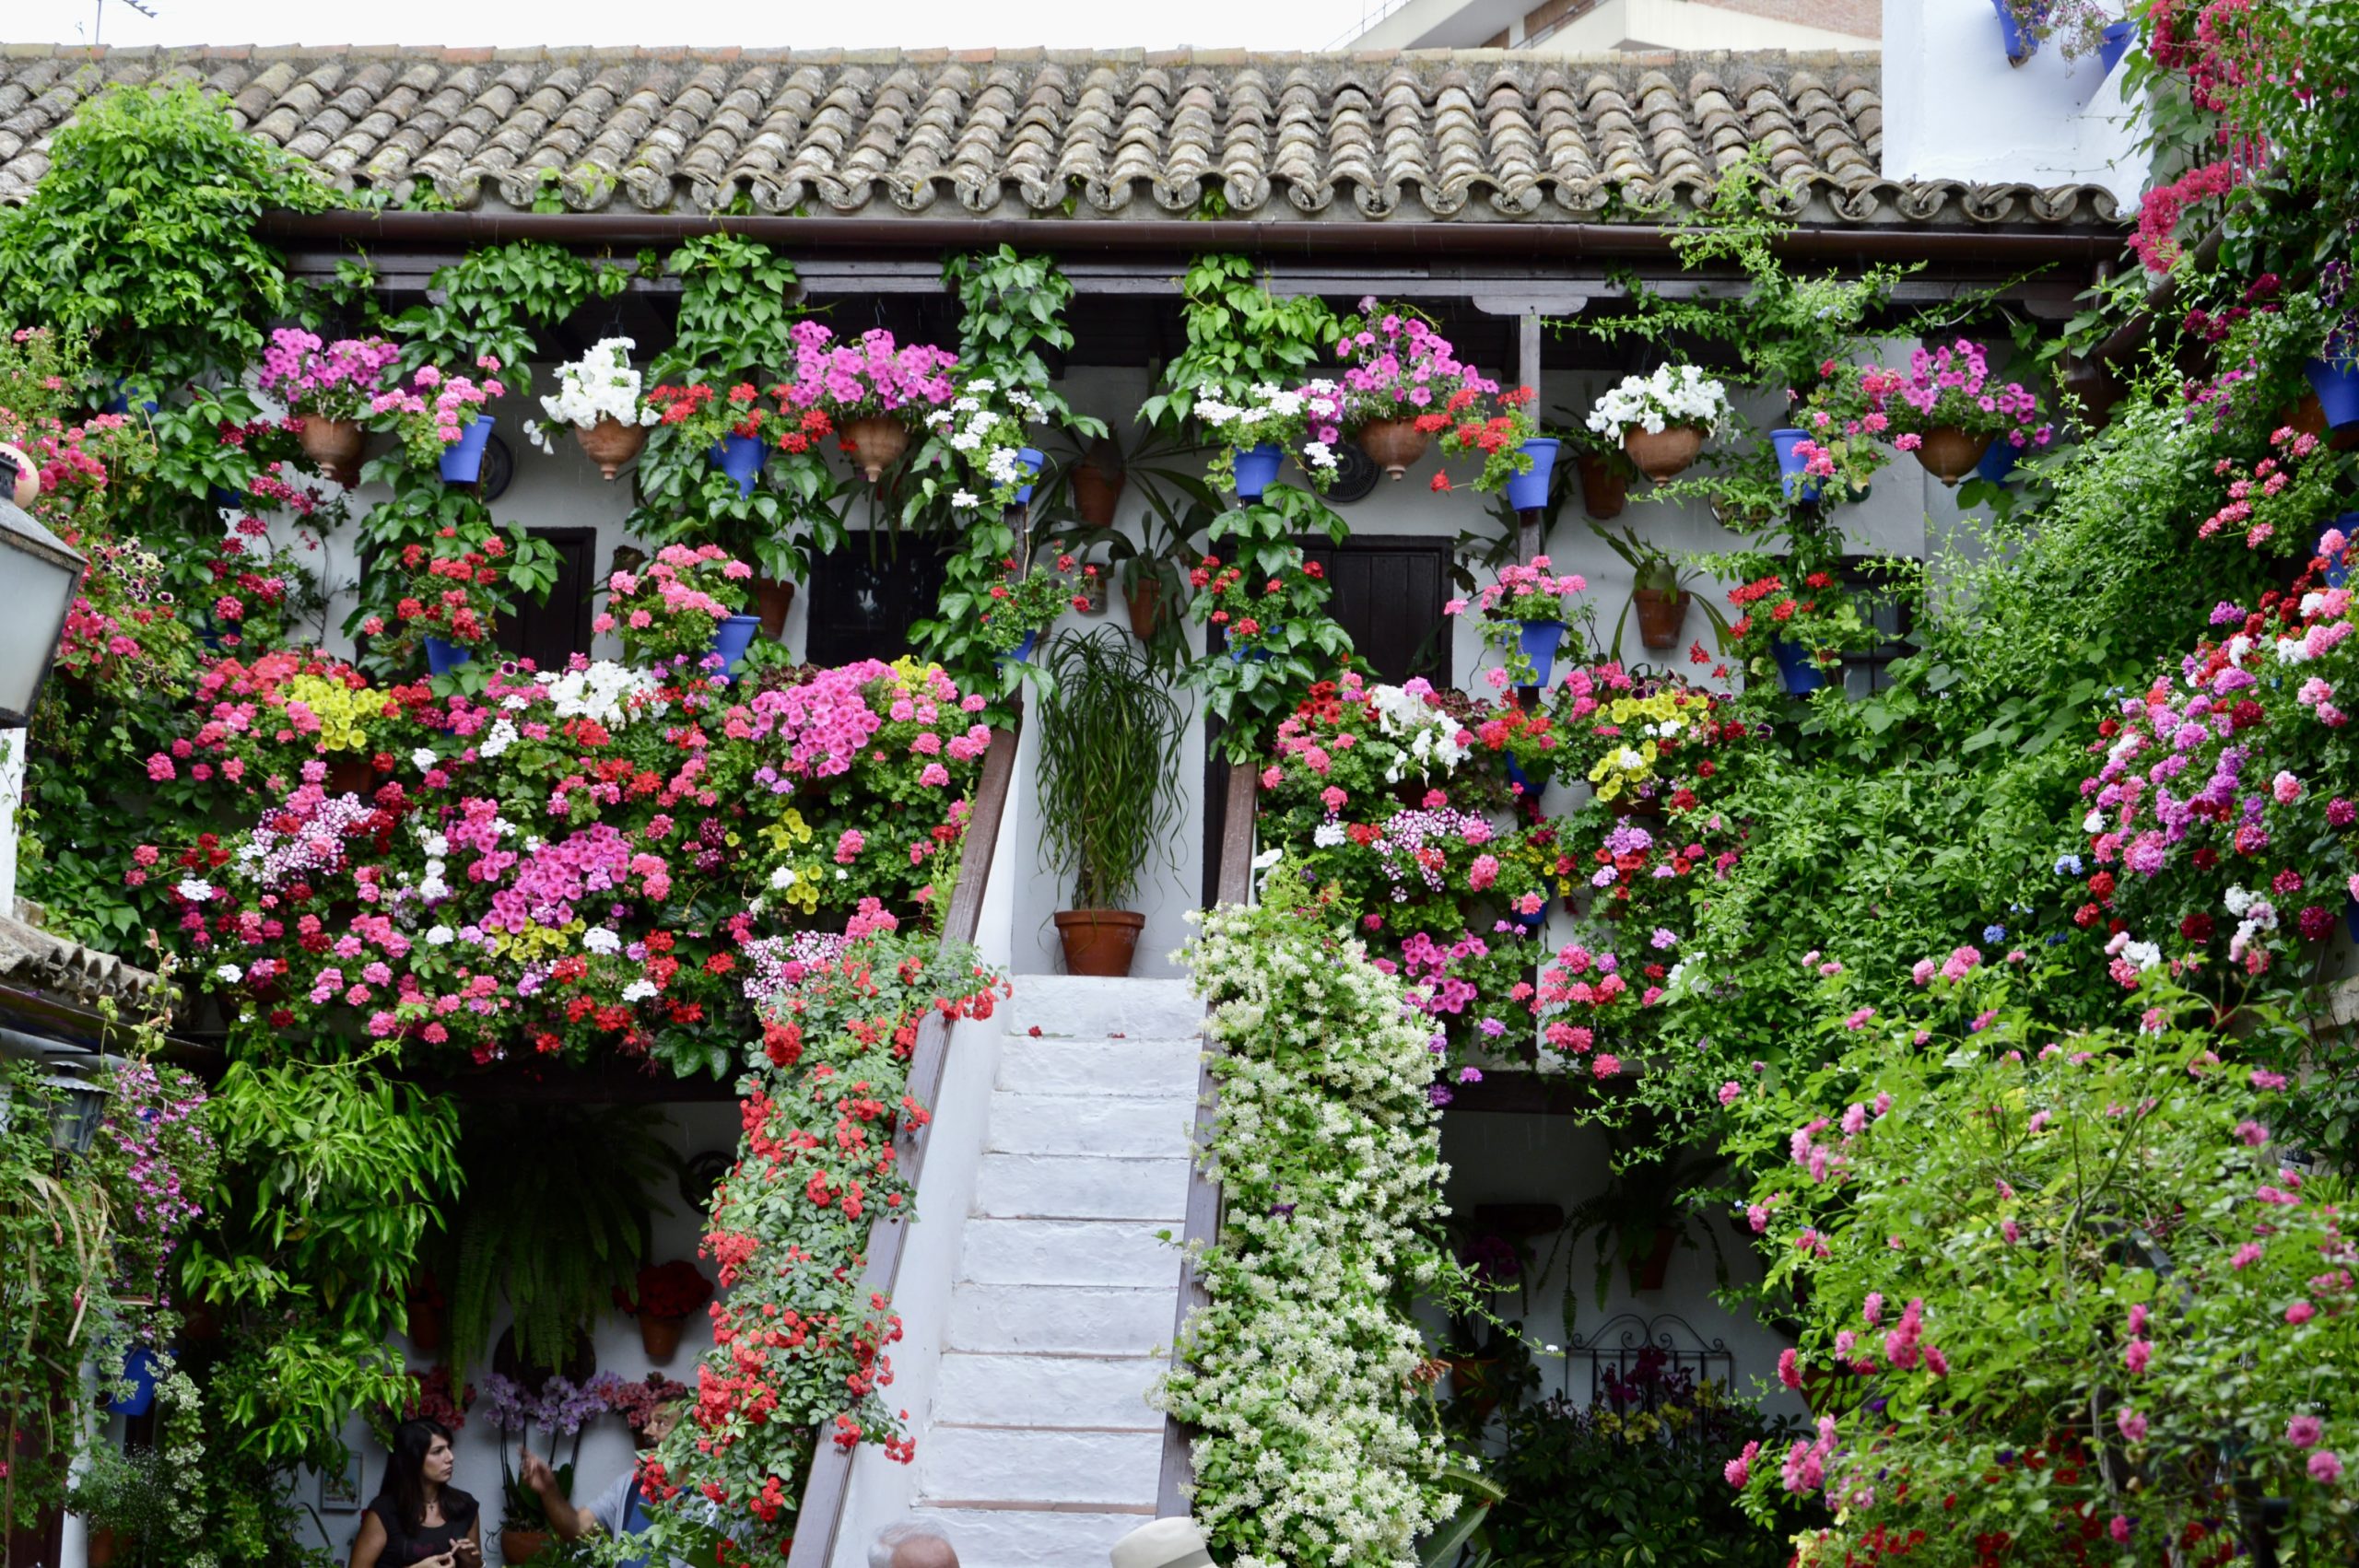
1232;444;1285;500
2306;357;2359;431
1012;446;1045;505
1991;0;2051;64
709;614;762;677
1516;619;1568;686
1770;638;1828;696
1977;439;2023;486
1770;427;1824;504
1227;633;1278;664
424;637;473;676
1504;438;1560;511
709;433;767;497
2095;18;2136;77
2316;515;2358;590
440;415;497;484
108;1348;158;1417
1509;903;1548;938
1001;630;1041;667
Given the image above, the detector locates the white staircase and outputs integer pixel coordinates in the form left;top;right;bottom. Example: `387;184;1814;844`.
912;976;1203;1567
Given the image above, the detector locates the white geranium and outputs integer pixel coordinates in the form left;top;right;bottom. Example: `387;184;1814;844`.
537;661;663;727
1585;364;1733;442
525;337;658;452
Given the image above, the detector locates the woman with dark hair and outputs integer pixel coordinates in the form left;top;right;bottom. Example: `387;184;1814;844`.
349;1419;482;1568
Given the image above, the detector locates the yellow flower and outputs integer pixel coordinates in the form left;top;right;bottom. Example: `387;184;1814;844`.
284;673;393;754
1587;739;1660;802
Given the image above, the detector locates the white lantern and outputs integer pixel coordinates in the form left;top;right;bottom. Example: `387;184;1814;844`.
0;497;85;728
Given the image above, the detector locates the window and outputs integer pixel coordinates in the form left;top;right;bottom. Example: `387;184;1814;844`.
496;527;597;673
804;538;952;668
1837;558;1914;697
1297;536;1455;686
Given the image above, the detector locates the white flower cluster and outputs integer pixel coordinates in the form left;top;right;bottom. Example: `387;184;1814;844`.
923;377;1049;510
535;661;663;726
527;337;659;452
1154;899;1462;1567
1369;682;1473;781
1585;364;1733;442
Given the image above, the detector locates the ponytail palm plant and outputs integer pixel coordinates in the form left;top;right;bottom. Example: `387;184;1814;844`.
1036;628;1186;912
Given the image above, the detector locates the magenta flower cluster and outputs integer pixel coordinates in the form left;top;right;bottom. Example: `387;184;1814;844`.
255;329;403;421
779;322;958;421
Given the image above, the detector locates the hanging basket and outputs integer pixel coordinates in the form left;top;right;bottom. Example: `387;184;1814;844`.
1124;575;1166;639
752;576;797;639
639;1313;687;1363
1622;424;1705;482
1911;426;1995;486
299;416;365;486
843;416;911;481
438;416;497;485
1356;417;1430;479
1073;459;1126;525
574;416;647;480
1632;589;1689;650
1576;450;1628;519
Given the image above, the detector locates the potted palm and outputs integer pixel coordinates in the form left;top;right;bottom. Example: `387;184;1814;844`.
1036;628;1186;977
1590;526;1734;655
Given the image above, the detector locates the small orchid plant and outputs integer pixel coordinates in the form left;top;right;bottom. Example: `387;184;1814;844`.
524;337;658;452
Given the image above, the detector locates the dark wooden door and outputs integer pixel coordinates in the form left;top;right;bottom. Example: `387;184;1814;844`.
804;539;952;667
497;527;597;673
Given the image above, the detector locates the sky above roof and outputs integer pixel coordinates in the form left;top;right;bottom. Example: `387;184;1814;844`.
32;0;1381;50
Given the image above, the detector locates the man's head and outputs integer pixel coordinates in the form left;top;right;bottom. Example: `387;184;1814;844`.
870;1521;957;1568
641;1395;689;1446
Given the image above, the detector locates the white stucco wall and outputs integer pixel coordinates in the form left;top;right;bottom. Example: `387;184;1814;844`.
1881;0;2143;203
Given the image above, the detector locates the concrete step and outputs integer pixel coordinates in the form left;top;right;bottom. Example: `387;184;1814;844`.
912;1504;1155;1568
981;1093;1194;1159
933;1352;1164;1430
957;1217;1173;1288
1005;977;1202;1041
946;1284;1173;1356
995;1035;1201;1097
973;1152;1189;1222
919;1425;1162;1507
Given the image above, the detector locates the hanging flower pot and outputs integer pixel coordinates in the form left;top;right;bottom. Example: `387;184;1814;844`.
843;415;911;481
1227;635;1279;664
500;1529;552;1565
1002;630;1042;666
1977;439;2024;487
2095;18;2136;76
1232;443;1285;500
108;1348;159;1417
326;755;376;796
87;1529;120;1568
1011;445;1046;506
1770;638;1829;696
708;614;761;678
1627;1224;1680;1291
1054;910;1147;977
1356;417;1429;479
1516;619;1567;686
2306;357;2359;431
1622;424;1705;482
1073;453;1126;525
424;638;473;676
1125;575;1165;639
575;416;647;480
1632;589;1689;650
1576;449;1627;520
1769;427;1824;504
708;433;767;497
1502;438;1560;511
1911;425;1996;486
1074;568;1109;616
1992;0;2049;64
299;416;366;486
752;576;797;639
639;1313;687;1363
439;415;498;485
405;1298;444;1354
1510;903;1548;938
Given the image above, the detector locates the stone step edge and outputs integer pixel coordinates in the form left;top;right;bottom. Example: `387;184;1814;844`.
915;1499;1159;1515
929;1421;1157;1433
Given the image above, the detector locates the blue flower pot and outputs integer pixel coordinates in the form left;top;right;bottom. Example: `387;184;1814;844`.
109;1348;158;1417
1504;755;1541;797
1504;438;1560;511
2306;357;2359;431
1227;638;1276;664
2095;18;2136;76
439;415;497;484
1510;905;1548;938
424;636;473;676
208;486;244;509
1001;629;1041;666
710;433;767;497
709;613;761;677
1013;446;1045;505
1977;439;2023;486
2316;515;2357;590
1233;443;1285;500
1517;619;1567;687
1770;638;1827;695
1992;0;2049;64
2346;895;2359;946
1770;427;1823;504
102;380;159;417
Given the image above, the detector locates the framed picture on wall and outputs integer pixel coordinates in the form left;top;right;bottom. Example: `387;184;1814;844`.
319;1448;365;1512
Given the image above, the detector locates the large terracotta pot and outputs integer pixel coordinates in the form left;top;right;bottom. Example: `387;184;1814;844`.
1627;1223;1679;1291
1054;910;1145;977
87;1528;120;1568
1576;450;1628;519
842;416;911;482
1632;588;1688;650
574;416;647;480
1622;424;1705;482
1356;417;1430;479
0;441;37;507
752;576;797;640
500;1528;551;1564
640;1314;687;1363
1911;424;1993;486
1124;576;1165;640
326;755;376;797
1073;459;1125;526
298;415;365;486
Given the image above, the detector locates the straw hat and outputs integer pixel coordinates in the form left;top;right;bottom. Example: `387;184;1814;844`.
1109;1518;1213;1568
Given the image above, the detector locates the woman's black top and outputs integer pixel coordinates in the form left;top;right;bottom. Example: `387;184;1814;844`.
365;1488;479;1566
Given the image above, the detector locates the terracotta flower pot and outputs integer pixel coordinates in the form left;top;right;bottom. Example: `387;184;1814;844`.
1054;910;1145;977
1631;588;1688;650
1124;576;1165;640
326;755;377;797
1576;450;1628;520
574;416;647;480
2288;392;2329;441
88;1527;120;1568
0;441;38;507
1627;1223;1679;1291
1356;417;1430;479
752;576;797;640
842;416;911;482
1622;424;1705;482
1911;425;1994;486
640;1313;687;1363
298;415;365;486
406;1300;443;1354
500;1528;552;1564
1073;461;1125;526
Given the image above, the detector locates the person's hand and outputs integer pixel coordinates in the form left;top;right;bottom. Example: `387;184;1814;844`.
417;1553;455;1568
519;1445;556;1495
450;1542;482;1568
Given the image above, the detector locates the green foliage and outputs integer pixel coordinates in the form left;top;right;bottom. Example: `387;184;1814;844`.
439;1104;673;1379
1139;253;1339;436
942;245;1105;440
1184;486;1356;760
386;240;625;401
1035;627;1186;908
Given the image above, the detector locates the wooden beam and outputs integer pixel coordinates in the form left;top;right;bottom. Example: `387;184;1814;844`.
784;720;1020;1568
